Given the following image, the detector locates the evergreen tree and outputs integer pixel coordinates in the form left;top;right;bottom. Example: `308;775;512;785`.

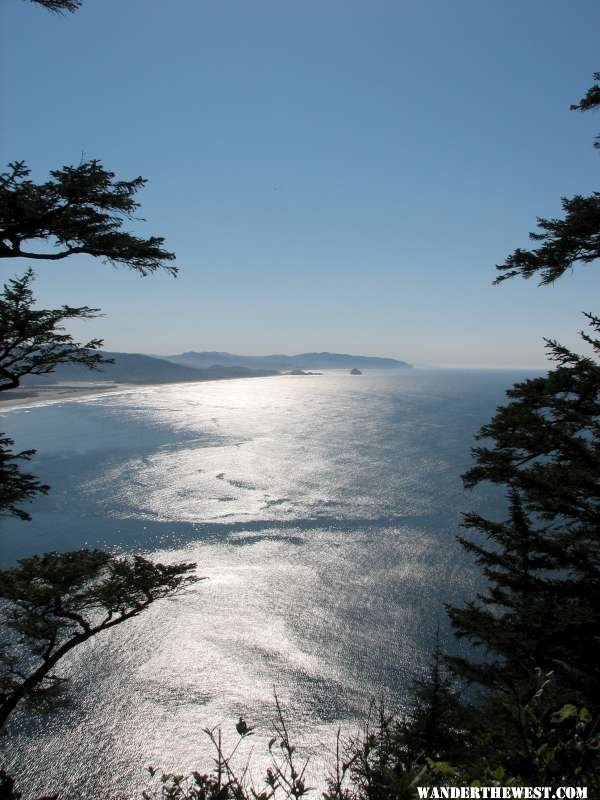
494;71;599;286
0;160;176;275
0;89;177;520
447;73;600;708
0;434;48;521
401;634;466;765
0;0;197;761
0;157;178;518
0;269;108;393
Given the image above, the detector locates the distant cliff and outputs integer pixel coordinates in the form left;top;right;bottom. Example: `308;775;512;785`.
167;351;411;371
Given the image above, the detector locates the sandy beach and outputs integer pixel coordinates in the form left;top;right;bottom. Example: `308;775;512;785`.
0;383;132;411
0;373;284;412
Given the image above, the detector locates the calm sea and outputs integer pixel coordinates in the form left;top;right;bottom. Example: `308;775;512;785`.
0;369;537;798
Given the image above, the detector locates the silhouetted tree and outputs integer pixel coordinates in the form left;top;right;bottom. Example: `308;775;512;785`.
27;0;81;11
0;435;48;521
0;269;109;392
0;160;177;275
1;0;180;522
0;154;178;523
0;550;197;730
495;73;600;285
0;13;198;800
402;634;466;764
0;270;111;519
571;70;600;148
494;192;600;285
447;73;600;709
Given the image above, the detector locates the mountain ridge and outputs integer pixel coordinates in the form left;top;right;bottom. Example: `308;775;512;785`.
166;350;411;371
19;350;411;388
21;352;279;386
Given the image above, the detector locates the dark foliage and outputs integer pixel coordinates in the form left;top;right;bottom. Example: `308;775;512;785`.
0;7;196;798
447;312;600;706
447;71;600;746
0;270;108;519
0;269;109;392
400;638;467;766
571;70;600;148
495;73;600;285
0;157;177;517
139;676;599;799
465;672;600;787
0;550;198;730
494;192;600;285
0;434;48;521
27;0;81;11
0;160;177;276
0;770;23;800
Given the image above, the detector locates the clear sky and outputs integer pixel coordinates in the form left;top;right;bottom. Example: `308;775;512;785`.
1;0;599;367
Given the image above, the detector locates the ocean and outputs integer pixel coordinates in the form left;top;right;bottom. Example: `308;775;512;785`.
0;369;537;797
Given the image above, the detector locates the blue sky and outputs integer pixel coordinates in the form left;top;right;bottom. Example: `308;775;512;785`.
1;0;599;367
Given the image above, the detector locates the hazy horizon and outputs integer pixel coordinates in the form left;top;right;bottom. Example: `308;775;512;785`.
113;347;551;372
2;0;599;367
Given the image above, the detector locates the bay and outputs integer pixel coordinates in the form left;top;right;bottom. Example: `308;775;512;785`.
0;369;536;798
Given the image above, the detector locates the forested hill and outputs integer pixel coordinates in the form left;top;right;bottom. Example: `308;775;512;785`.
21;352;279;385
167;351;412;370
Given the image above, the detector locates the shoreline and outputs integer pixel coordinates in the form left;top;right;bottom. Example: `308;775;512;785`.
0;372;288;412
0;383;135;412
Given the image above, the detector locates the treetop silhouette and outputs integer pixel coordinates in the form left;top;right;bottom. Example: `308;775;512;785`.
0;269;109;393
27;0;81;14
0;549;198;729
0;160;177;276
447;71;600;709
495;73;600;286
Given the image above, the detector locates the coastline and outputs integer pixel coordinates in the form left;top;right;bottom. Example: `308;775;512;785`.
0;383;134;412
0;372;288;412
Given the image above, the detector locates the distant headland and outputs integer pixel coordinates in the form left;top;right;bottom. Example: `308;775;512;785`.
166;350;412;371
1;350;412;408
18;349;411;387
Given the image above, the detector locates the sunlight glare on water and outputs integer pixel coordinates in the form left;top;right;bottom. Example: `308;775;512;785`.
0;370;526;797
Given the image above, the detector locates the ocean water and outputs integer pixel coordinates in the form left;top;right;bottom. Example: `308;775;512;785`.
0;369;535;798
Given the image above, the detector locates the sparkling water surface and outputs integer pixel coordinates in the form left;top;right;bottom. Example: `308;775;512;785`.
0;369;533;797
